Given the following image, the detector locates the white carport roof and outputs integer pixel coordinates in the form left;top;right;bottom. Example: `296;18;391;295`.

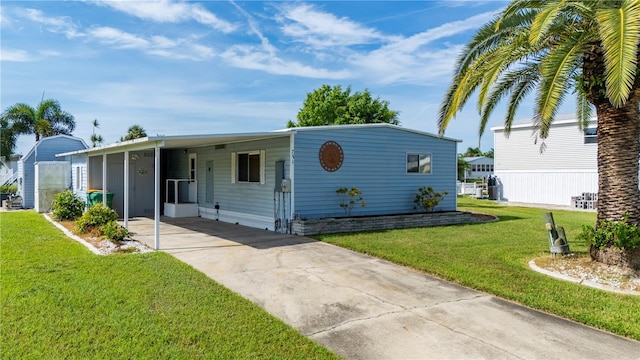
57;130;294;157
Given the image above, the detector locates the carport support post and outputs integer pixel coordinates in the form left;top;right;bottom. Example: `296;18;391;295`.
124;150;129;228
102;154;107;206
154;144;160;250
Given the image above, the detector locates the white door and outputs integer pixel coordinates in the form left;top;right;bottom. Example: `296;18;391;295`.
188;153;197;203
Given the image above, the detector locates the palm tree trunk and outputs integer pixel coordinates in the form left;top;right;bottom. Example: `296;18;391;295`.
590;92;640;269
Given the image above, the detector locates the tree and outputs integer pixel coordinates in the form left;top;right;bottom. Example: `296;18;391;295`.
90;119;103;148
1;99;76;143
437;0;640;268
0;117;17;161
121;125;147;141
288;85;399;127
457;154;471;181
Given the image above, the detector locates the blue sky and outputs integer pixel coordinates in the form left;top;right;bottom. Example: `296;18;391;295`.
1;0;575;155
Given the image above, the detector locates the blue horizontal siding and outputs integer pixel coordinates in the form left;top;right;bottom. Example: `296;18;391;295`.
293;127;457;219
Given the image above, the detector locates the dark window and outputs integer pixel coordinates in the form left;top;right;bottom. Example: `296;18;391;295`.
238;152;261;183
407;153;431;174
584;128;597;144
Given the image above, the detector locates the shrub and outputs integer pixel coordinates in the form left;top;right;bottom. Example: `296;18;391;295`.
51;190;85;221
336;187;366;216
414;186;448;212
101;220;131;243
577;214;640;250
76;203;118;234
0;184;17;194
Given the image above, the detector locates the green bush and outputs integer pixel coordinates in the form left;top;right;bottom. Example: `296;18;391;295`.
0;184;17;194
414;186;448;212
101;220;131;243
76;203;118;234
577;214;640;250
51;190;85;221
336;187;366;216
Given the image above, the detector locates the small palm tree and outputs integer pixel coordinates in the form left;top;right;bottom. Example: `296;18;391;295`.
121;125;147;141
437;0;640;267
90;119;103;147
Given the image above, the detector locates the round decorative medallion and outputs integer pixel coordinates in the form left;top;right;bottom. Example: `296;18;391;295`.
319;140;344;172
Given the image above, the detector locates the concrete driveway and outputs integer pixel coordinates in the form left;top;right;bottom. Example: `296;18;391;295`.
131;217;640;359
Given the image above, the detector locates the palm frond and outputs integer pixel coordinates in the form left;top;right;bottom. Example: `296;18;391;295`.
529;0;567;46
536;36;584;133
596;0;640;107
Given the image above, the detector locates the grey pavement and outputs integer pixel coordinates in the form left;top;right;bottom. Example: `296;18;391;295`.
130;216;640;360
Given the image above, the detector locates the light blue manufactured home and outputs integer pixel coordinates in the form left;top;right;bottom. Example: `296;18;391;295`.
18;135;88;209
60;124;459;247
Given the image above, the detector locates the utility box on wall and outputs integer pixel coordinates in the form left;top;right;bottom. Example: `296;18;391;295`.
34;161;71;213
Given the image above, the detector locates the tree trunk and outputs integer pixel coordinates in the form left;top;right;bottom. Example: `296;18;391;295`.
590;94;640;269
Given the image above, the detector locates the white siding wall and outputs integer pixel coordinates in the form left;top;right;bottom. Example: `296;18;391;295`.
493;119;600;207
495;170;598;206
494;121;597;171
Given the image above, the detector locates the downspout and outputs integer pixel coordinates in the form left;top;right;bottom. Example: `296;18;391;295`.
154;143;160;250
124;150;129;228
289;133;295;231
102;153;107;206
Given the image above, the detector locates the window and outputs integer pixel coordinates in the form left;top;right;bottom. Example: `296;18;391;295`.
584;127;597;144
407;153;431;174
232;150;265;183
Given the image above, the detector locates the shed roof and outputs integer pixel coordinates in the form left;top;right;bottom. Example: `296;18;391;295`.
21;135;88;162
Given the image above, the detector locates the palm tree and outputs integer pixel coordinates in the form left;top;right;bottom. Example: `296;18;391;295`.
438;0;640;267
1;99;76;142
90;119;103;147
121;125;147;141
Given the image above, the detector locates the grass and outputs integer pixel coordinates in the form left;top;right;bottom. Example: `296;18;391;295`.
315;197;640;340
0;211;339;359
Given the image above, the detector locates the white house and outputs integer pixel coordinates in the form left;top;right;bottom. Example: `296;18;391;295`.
491;114;640;208
463;156;494;180
491;115;598;207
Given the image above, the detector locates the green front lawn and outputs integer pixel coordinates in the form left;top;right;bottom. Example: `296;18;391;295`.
0;211;338;359
316;197;640;340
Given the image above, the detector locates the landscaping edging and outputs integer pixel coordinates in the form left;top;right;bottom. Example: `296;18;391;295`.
292;211;473;236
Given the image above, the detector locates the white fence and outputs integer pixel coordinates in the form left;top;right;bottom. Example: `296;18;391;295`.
457;181;479;195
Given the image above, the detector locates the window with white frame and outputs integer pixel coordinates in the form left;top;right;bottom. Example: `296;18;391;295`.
584;127;597;144
232;150;265;184
406;153;431;174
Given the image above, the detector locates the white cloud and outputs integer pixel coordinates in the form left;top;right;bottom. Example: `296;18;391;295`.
86;26;215;60
17;8;82;38
278;4;390;49
91;0;236;33
87;27;149;49
348;11;496;85
221;45;351;79
0;49;34;62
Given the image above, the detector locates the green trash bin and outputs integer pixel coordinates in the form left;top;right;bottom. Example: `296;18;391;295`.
87;191;114;208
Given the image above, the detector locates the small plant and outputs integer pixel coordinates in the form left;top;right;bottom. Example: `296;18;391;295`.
577;214;640;250
336;187;366;216
51;190;85;221
101;220;131;243
414;186;448;212
0;184;17;194
76;203;118;234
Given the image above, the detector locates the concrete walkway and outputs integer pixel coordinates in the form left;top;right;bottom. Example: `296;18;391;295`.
130;217;640;360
